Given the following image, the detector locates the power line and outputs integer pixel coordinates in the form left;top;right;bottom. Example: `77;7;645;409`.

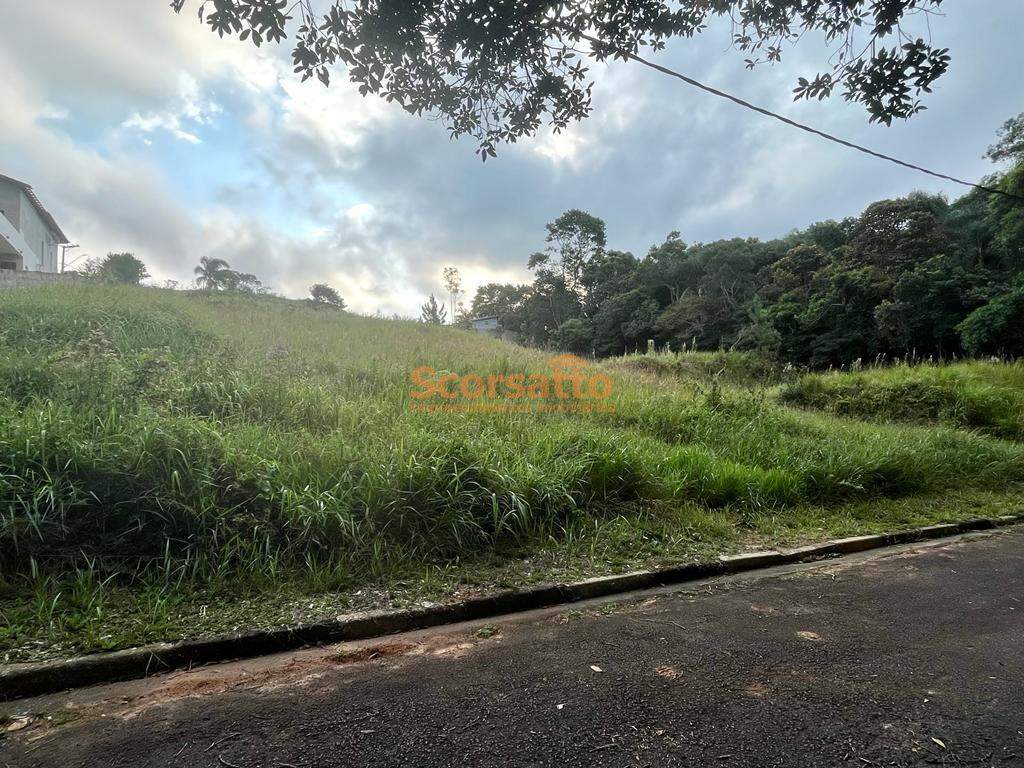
581;34;1023;202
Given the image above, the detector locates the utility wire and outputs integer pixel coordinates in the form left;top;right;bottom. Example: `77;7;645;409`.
581;34;1023;202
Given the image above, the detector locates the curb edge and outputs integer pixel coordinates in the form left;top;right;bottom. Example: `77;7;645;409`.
2;513;1020;702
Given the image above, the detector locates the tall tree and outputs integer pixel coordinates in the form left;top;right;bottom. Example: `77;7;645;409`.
194;257;232;290
987;162;1024;270
581;249;642;316
846;194;951;276
986;113;1024;165
442;266;463;325
173;0;950;158
641;232;694;305
529;209;606;297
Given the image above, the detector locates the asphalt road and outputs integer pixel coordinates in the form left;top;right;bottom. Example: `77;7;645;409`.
3;529;1023;767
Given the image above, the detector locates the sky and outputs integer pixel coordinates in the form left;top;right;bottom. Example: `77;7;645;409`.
1;2;1022;316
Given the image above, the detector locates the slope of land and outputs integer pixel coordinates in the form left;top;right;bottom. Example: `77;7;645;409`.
2;285;1023;661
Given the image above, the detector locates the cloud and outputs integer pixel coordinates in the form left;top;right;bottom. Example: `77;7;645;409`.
0;65;193;268
0;0;1021;316
122;76;222;144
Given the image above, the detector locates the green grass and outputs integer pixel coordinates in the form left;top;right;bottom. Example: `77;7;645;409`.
780;361;1024;440
609;349;789;386
1;284;1023;661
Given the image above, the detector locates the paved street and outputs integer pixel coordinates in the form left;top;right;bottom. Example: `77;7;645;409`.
3;529;1023;767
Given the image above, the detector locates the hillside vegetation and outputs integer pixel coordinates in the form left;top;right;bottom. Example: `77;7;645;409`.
782;362;1024;441
466;115;1024;366
2;285;1023;659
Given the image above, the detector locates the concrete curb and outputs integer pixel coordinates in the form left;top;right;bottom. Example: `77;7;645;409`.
2;514;1021;702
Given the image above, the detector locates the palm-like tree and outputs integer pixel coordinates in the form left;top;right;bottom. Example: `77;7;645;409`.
194;257;231;290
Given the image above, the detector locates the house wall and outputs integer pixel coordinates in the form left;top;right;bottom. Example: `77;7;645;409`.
471;317;500;334
0;202;27;271
0;270;85;290
0;182;22;230
0;179;61;272
17;194;60;272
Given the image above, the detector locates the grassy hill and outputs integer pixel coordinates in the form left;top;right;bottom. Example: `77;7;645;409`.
2;285;1023;660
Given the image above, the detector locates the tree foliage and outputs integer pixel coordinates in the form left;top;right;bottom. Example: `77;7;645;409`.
194;257;265;293
173;0;950;158
442;266;462;325
420;293;448;324
958;275;1024;357
468;114;1024;366
529;209;607;296
194;257;232;290
86;252;150;285
220;270;265;293
987;113;1024;166
310;282;347;308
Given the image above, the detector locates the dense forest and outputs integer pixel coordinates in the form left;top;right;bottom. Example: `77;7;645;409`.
466;114;1024;367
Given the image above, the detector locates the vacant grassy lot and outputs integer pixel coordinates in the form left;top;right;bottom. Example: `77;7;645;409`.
2;285;1023;661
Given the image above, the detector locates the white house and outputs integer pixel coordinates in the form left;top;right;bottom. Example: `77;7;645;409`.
0;174;69;273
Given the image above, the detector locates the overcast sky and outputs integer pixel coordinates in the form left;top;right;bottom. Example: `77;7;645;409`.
1;2;1021;315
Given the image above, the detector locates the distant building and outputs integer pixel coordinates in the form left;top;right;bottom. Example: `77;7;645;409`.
471;315;519;343
471;315;500;334
0;174;69;273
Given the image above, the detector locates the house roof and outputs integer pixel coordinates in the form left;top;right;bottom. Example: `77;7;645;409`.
0;174;69;243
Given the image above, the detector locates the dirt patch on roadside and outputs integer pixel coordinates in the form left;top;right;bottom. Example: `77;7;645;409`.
327;642;419;665
1;628;505;743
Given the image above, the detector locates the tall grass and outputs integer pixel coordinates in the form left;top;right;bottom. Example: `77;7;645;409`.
781;361;1024;440
610;349;788;386
2;285;1023;590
